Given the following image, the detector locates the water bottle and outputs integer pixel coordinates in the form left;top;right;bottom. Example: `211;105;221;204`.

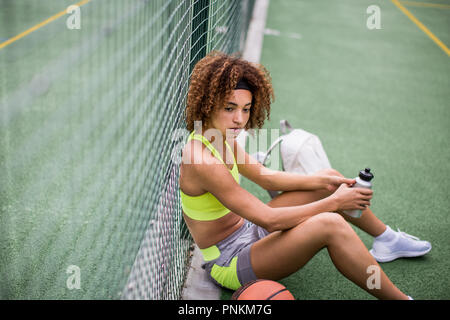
343;168;374;218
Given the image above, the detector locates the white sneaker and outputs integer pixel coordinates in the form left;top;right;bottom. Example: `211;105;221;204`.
369;226;432;263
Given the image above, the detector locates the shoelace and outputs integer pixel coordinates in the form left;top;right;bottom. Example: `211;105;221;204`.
396;228;421;241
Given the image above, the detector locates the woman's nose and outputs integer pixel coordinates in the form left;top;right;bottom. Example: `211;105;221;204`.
233;110;243;124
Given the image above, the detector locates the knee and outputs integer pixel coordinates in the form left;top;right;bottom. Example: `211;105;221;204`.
307;212;350;241
314;212;347;228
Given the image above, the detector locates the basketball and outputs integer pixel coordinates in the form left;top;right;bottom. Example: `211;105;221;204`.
231;280;295;300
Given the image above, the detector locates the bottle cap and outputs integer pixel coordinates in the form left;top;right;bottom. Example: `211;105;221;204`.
359;168;374;182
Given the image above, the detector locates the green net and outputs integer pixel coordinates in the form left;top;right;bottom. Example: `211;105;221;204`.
0;0;255;299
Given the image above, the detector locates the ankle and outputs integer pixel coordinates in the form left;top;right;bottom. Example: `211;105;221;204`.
374;225;395;241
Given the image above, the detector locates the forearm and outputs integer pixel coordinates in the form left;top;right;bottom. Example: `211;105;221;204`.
267;195;337;232
263;170;326;191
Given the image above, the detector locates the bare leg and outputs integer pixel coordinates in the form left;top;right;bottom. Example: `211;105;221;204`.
250;212;409;300
338;206;386;237
261;170;409;299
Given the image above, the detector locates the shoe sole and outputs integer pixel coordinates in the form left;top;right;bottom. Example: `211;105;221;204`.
369;247;432;263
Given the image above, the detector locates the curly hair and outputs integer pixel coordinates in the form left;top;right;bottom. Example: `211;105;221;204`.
185;51;274;132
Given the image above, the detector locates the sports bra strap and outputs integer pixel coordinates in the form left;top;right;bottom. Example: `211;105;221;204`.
189;132;235;166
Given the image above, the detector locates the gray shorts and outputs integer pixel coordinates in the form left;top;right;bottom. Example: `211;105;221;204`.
201;220;270;290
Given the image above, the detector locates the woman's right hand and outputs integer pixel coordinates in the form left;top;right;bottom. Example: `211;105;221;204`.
331;183;373;211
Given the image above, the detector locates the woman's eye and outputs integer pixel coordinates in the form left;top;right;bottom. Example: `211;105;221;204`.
225;107;233;112
243;108;250;113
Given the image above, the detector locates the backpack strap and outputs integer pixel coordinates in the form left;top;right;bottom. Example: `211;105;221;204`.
261;119;292;165
280;119;293;135
262;136;283;166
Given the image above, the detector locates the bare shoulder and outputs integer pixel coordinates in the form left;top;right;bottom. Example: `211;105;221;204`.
181;139;221;168
180;139;224;185
181;139;239;190
180;140;216;195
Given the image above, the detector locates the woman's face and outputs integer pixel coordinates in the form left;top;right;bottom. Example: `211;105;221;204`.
208;89;252;139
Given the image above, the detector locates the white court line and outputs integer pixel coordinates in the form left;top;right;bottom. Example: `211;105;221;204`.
264;28;302;39
243;0;270;63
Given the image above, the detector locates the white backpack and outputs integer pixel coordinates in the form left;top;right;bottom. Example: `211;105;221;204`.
237;120;331;198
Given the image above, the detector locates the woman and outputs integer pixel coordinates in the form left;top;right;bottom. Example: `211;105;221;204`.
179;51;431;300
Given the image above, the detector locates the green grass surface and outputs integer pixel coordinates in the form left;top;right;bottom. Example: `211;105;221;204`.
222;0;450;300
1;0;193;299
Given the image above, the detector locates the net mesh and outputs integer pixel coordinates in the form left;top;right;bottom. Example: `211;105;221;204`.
0;0;255;299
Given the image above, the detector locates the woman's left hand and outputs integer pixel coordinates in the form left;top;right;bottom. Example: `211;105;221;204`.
323;176;356;193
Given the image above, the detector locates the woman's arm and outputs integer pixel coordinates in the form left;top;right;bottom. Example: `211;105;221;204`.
259;169;328;191
233;140;353;192
189;147;372;232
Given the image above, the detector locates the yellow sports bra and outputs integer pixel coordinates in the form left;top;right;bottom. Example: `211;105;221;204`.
180;131;239;221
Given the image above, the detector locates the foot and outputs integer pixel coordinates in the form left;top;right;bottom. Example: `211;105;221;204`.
369;226;432;263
